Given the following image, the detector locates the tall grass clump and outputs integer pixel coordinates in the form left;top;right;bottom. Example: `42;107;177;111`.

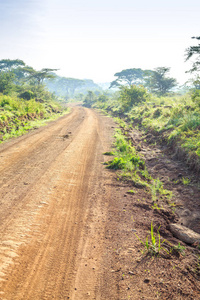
105;129;150;187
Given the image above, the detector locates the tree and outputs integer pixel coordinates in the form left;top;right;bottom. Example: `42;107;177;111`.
185;36;200;73
0;59;25;72
110;68;144;88
0;72;15;94
97;93;108;102
25;68;58;86
52;77;85;97
146;67;177;95
83;91;96;107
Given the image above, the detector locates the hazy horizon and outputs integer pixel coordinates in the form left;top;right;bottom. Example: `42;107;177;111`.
0;0;200;85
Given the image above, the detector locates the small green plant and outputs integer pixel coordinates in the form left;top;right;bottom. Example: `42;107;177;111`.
172;243;186;254
135;222;168;255
127;189;136;194
103;151;114;156
182;177;190;185
152;202;162;210
150;178;172;204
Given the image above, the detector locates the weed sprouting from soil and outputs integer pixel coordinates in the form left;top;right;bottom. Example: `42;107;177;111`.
135;222;169;256
182;177;191;185
172;243;186;254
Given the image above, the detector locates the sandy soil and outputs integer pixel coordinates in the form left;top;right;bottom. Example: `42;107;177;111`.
0;107;200;300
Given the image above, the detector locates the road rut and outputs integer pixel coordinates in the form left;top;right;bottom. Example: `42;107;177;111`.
0;107;114;299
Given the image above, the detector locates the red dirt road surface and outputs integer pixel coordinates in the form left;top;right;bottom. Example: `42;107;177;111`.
1;106;200;300
0;107;115;299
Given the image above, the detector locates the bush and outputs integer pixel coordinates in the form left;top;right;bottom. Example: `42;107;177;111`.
19;90;35;100
191;89;200;107
119;85;149;112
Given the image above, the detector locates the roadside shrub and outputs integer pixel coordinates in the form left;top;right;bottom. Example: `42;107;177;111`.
191;89;200;107
119;85;149;112
19;90;35;100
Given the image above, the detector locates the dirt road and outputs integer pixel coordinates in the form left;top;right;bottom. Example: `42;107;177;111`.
1;106;200;300
0;107;115;300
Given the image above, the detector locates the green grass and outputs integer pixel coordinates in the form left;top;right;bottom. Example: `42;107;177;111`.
103;128;174;209
0;94;69;143
105;129;150;187
96;90;200;170
172;243;186;254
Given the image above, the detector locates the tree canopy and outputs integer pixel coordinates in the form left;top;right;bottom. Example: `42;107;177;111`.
110;68;145;88
0;59;25;72
185;36;200;73
144;67;177;95
110;67;177;95
27;68;58;86
185;37;200;90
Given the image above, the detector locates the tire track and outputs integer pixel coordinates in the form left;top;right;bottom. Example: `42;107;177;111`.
0;107;115;299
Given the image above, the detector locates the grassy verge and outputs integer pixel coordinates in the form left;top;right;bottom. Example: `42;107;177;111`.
105;128;149;188
127;94;200;162
0;94;69;143
104;128;172;207
95;90;200;173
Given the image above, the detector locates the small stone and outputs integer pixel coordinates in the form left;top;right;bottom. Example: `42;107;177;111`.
144;279;150;283
128;271;135;275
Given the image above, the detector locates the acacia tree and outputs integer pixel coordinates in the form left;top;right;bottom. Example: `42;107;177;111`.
0;59;25;72
147;67;177;95
110;68;144;88
24;68;58;86
0;59;26;92
185;36;200;73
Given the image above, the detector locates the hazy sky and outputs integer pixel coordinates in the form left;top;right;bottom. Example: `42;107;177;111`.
0;0;200;84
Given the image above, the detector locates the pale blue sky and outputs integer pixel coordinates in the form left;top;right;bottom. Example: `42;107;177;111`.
0;0;200;84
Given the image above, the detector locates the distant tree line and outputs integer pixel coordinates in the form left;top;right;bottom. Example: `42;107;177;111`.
46;76;102;100
0;59;102;102
0;59;58;101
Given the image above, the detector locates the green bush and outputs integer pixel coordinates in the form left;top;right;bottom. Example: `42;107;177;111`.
19;90;35;100
191;89;200;107
119;85;149;112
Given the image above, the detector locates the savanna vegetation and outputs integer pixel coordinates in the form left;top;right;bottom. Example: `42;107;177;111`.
0;59;68;142
83;37;200;173
93;87;200;171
